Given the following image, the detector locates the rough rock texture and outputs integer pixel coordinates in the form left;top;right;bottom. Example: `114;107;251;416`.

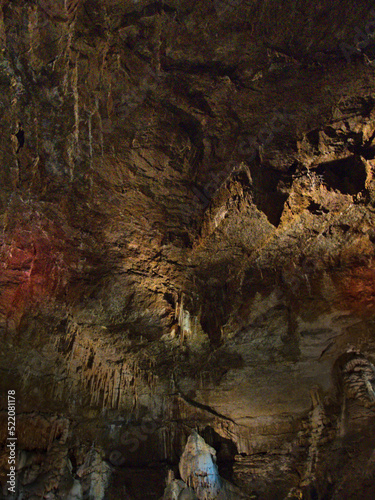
1;0;375;498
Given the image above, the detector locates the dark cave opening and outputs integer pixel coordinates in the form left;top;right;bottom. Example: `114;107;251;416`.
315;156;367;196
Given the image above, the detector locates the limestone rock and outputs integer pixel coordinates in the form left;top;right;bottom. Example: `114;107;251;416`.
1;0;375;498
163;479;197;500
179;432;222;499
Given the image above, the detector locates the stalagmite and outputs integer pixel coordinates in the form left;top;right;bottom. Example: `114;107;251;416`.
163;432;246;499
301;387;326;488
179;431;222;499
66;479;82;500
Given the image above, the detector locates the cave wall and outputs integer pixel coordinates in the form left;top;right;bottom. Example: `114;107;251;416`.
1;0;375;498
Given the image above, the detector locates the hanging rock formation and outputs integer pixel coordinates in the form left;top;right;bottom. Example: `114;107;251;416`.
1;0;375;498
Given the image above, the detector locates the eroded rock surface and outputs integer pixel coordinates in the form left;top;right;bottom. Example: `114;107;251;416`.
0;0;375;498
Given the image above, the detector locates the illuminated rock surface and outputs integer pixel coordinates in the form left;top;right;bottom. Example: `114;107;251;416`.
179;432;222;499
0;0;375;498
165;432;245;500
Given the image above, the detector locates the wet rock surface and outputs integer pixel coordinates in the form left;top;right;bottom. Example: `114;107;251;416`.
0;0;375;498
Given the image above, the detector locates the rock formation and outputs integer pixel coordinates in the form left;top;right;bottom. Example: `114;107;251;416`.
0;0;375;498
164;431;246;499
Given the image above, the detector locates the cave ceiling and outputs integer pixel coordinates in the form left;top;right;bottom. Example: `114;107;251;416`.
1;0;375;498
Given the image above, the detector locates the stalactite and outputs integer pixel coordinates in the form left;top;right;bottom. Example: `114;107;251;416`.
27;5;41;71
62;19;75;94
102;373;109;408
59;327;155;411
112;368;120;409
88;113;93;164
71;56;79;181
95;96;104;159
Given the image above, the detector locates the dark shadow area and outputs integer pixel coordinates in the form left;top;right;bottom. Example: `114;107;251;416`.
248;165;293;227
200;426;238;481
316;156;367;196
